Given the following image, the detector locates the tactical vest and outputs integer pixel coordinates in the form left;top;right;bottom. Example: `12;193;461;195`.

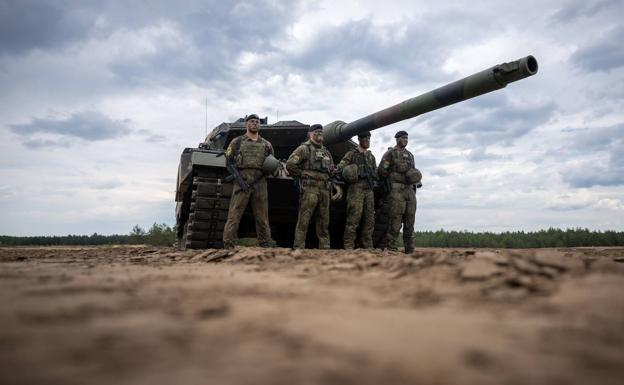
302;142;332;180
389;148;415;183
233;136;270;169
351;150;375;179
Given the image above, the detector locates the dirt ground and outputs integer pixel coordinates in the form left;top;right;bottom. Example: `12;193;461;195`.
1;246;623;385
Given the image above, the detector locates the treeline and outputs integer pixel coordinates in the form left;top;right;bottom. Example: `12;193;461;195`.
1;227;623;248
411;228;624;248
0;223;176;247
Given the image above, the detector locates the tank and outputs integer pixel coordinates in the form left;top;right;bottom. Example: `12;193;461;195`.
175;55;538;249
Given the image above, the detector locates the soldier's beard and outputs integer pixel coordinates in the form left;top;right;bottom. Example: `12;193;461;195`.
248;127;259;134
311;134;323;145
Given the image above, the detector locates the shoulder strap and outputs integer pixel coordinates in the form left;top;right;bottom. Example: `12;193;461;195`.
260;137;271;157
234;136;244;158
306;143;313;169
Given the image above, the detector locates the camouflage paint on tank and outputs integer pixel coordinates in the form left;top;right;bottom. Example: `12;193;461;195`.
323;56;538;144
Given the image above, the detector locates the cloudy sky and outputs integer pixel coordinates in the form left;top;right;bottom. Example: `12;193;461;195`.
1;0;623;236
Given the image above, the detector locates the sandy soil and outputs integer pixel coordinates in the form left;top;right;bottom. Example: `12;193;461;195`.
1;246;623;385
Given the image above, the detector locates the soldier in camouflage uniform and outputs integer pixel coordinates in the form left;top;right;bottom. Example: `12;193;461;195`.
286;124;335;249
337;131;377;249
378;130;417;253
223;114;274;249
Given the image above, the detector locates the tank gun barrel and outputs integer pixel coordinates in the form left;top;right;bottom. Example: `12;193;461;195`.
323;55;538;145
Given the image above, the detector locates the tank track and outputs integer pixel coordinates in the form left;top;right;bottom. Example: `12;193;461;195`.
372;198;390;249
181;168;232;249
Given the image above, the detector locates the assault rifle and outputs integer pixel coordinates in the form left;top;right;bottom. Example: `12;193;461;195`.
360;167;376;190
217;152;250;193
225;161;249;193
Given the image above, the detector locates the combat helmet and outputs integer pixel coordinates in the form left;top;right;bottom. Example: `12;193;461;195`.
341;164;359;184
406;168;422;184
262;154;281;175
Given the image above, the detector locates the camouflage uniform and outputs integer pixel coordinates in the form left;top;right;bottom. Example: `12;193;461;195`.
337;149;377;249
222;134;274;248
378;146;417;252
286;140;335;249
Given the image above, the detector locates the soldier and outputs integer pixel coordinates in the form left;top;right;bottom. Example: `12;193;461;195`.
337;131;377;249
286;124;335;249
378;130;421;253
222;114;274;249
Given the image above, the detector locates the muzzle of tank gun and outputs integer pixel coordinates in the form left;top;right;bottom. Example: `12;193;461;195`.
492;55;538;86
323;55;538;145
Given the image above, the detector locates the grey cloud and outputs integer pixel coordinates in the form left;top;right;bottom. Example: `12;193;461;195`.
465;147;505;162
563;124;624;152
564;145;624;188
282;13;494;86
146;134;167;143
134;129;167;143
9;111;132;141
1;1;303;90
570;26;624;72
90;179;124;190
564;169;624;187
550;124;624;188
105;1;302;87
0;1;99;54
0;185;13;199
22;138;72;149
0;1;526;105
546;201;590;211
551;0;619;23
413;95;556;148
427;168;449;177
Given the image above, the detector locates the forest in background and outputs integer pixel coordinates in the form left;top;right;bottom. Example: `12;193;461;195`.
1;226;623;248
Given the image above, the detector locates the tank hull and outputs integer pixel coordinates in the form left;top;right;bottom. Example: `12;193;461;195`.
175;122;352;249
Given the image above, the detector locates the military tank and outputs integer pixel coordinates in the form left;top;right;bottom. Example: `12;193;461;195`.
175;55;538;249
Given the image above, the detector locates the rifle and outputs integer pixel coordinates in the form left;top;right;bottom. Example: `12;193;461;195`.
217;152;250;193
360;167;376;190
239;172;267;195
225;162;250;193
381;177;391;194
355;153;376;190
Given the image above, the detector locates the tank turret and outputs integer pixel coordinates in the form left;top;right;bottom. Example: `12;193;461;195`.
323;56;538;144
175;55;538;249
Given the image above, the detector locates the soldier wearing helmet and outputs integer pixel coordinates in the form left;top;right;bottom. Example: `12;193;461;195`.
222;114;275;249
378;130;422;253
337;131;378;249
286;124;336;249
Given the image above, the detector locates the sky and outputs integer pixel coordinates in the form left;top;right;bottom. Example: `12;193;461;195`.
1;0;623;236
